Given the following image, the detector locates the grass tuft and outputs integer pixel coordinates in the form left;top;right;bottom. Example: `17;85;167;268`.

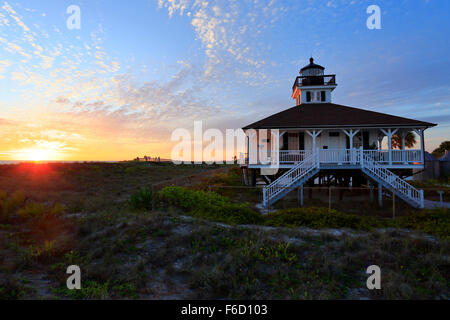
129;187;153;211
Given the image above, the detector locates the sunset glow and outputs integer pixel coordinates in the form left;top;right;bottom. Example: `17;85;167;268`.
0;1;448;161
14;148;61;162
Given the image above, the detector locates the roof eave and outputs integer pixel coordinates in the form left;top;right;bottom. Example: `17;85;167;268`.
242;123;437;130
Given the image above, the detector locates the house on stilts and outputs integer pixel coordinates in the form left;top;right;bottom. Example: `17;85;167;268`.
240;58;436;209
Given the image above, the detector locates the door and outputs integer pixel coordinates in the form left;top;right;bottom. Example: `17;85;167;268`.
363;131;370;149
299;132;305;150
288;133;299;150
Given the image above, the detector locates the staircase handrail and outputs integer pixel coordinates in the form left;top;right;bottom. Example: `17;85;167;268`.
361;151;424;207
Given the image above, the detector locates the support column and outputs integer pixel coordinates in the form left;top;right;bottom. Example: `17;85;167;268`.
278;131;286;165
377;134;384;151
247;130;257;165
414;128;425;165
250;169;257;186
269;130;282;167
298;184;304;207
256;130;260;165
381;129;398;166
421;129;425;165
378;183;383;207
343;129;360;164
400;131;407;164
400;131;406;150
369;182;374;204
306;130;322;157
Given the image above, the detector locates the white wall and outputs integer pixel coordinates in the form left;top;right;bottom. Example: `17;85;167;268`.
300;89;332;104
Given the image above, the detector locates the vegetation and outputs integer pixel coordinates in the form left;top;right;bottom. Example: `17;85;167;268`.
159;186;263;225
396;209;450;239
409;179;449;199
0;190;64;222
392;131;416;149
0;163;448;300
432;140;450;158
264;207;384;231
159;186;449;238
195;166;242;188
129;187;153;211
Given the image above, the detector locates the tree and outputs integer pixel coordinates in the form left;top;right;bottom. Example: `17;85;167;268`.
391;131;416;149
432;141;450;158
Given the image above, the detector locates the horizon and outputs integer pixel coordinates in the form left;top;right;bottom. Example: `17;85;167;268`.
0;0;449;161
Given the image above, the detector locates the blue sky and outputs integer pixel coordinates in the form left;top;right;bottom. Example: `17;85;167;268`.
0;0;449;160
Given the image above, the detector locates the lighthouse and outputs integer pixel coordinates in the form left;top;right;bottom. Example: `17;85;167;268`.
291;57;337;105
241;57;436;209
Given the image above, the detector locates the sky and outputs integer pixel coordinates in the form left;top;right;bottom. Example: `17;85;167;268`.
0;0;449;161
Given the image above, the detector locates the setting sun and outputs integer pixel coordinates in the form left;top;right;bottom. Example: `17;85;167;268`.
16;148;60;161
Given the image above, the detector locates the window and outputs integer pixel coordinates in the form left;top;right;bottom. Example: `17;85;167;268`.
321;91;326;102
306;91;311;102
329;132;340;137
316;91;320;101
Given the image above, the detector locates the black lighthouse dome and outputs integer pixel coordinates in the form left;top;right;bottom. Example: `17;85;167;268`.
300;57;325;76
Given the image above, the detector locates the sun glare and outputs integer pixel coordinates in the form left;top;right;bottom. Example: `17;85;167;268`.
17;149;58;161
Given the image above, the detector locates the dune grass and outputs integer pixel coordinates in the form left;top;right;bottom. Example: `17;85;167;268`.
0;163;448;300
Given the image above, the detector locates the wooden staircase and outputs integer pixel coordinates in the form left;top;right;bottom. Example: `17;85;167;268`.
361;152;424;208
263;153;319;208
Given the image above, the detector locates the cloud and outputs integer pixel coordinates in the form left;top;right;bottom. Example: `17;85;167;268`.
158;0;285;84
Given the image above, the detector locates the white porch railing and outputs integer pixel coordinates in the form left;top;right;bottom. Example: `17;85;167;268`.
319;149;353;164
279;150;312;163
243;149;423;166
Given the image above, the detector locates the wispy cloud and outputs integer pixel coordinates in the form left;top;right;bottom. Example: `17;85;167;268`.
158;0;286;84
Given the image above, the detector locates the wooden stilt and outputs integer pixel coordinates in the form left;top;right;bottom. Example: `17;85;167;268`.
378;183;383;207
392;191;395;219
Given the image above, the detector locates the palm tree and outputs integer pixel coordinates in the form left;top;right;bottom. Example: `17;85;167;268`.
432;141;450;158
391;131;416;149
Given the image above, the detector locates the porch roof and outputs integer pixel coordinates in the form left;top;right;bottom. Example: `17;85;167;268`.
242;103;436;130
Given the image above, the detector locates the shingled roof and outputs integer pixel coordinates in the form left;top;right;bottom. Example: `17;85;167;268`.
243;103;436;130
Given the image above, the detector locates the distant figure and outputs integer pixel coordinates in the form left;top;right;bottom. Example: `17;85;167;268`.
158;157;161;162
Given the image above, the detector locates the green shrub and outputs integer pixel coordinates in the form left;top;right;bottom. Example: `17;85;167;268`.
1;191;25;221
159;186;262;225
49;203;65;216
396;208;450;239
159;188;449;237
209;167;242;186
17;202;46;218
14;200;64;219
129;187;153;210
264;207;385;231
